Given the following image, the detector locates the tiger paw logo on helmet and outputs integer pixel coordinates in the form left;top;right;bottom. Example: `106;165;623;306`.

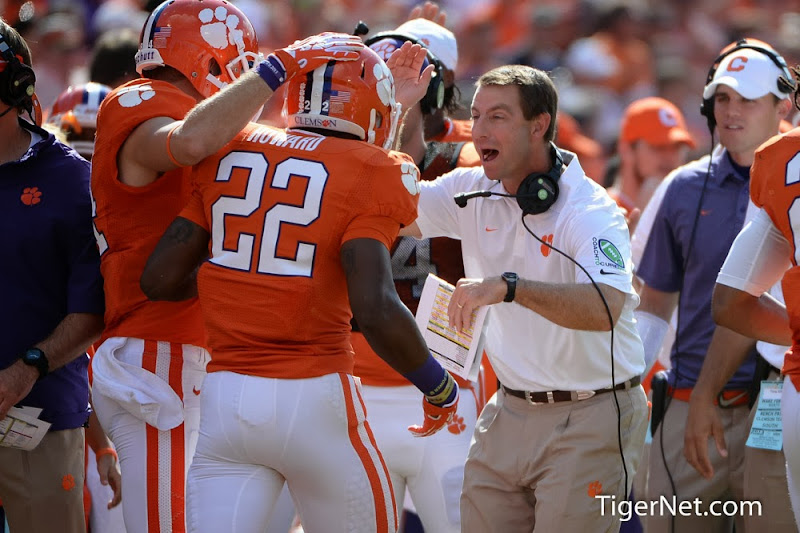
373;61;395;107
198;6;244;50
135;0;259;99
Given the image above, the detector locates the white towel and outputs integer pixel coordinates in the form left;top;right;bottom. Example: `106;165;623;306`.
92;337;185;431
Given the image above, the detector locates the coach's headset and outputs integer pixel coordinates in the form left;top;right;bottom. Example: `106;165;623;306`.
0;32;35;114
699;38;795;133
364;31;445;116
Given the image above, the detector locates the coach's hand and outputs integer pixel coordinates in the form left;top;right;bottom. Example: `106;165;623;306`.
409;388;459;437
449;277;505;332
684;393;727;479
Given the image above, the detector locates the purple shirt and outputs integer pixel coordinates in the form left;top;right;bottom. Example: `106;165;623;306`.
0;119;105;430
638;150;756;390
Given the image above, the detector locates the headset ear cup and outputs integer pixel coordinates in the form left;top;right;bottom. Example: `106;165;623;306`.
516;174;559;215
700;97;715;133
0;59;35;110
516;143;564;215
420;66;444;115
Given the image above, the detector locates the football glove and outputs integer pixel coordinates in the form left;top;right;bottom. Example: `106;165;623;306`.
257;32;364;91
408;387;459;438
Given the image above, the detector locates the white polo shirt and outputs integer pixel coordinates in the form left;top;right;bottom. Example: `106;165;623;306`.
416;154;645;391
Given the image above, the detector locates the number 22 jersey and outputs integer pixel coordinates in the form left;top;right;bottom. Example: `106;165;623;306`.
180;124;420;379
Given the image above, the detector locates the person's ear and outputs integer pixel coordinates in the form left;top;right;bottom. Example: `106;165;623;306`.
530;112;551;140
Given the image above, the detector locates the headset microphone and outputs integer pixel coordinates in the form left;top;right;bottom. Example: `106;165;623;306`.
454;190;493;208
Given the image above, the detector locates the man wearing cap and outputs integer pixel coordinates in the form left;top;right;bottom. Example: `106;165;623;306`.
608;97;695;219
635;40;792;532
393;16;472;143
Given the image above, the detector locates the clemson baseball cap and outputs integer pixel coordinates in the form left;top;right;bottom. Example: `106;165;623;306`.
702;47;790;100
394;18;458;72
621;97;696;149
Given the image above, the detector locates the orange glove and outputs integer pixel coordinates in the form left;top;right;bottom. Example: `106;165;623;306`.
259;33;364;91
408;389;459;437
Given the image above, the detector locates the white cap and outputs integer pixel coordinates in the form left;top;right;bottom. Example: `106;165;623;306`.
702;48;791;100
394;18;458;72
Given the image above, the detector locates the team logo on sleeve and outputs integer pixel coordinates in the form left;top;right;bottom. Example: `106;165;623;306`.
117;84;156;108
400;161;420;195
593;238;625;270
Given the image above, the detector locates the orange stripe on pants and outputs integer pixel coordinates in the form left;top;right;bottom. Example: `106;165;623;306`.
143;340;161;533
339;374;397;533
169;342;186;533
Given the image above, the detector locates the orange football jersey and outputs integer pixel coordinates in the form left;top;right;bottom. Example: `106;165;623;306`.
750;129;800;384
353;141;481;387
180;123;420;379
92;79;205;346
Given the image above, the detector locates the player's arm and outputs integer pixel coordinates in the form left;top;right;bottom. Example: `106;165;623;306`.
714;285;791;345
86;408;121;509
120;33;366;186
341;237;457;436
712;207;792;345
140;217;209;302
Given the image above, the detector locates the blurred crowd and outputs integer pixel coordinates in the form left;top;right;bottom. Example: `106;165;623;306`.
5;0;800;170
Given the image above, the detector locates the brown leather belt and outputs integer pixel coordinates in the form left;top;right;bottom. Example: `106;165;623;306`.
502;375;641;405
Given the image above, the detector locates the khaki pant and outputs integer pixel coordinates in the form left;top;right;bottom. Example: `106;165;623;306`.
743;372;796;532
0;427;86;533
461;384;648;533
643;398;748;533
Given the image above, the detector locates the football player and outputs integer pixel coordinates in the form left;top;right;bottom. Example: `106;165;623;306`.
46;82;111;160
712;111;800;527
140;43;460;533
352;27;481;533
89;1;363;531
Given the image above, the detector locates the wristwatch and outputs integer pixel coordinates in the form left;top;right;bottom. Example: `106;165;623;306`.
20;347;49;379
501;272;518;303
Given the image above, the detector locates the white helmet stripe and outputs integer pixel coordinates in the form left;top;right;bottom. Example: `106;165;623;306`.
308;65;326;115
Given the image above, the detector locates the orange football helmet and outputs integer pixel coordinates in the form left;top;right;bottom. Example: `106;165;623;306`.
135;0;259;98
46;82;112;157
285;46;400;150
